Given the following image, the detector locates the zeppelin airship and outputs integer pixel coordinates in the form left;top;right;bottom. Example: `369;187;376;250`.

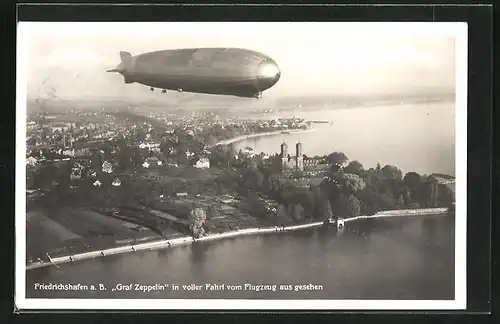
107;48;281;99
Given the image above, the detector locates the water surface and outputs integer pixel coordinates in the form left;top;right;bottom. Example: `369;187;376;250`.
235;102;455;175
26;215;455;300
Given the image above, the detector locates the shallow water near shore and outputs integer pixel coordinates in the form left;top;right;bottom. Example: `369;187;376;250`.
26;214;455;300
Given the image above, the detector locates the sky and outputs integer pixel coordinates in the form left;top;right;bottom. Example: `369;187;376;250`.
20;22;460;102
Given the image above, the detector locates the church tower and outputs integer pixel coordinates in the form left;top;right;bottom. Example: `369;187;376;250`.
296;141;304;171
280;142;288;170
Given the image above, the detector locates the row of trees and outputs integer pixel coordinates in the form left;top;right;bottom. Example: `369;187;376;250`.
232;151;454;223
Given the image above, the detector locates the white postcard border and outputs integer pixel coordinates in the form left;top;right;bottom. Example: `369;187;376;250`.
15;21;468;311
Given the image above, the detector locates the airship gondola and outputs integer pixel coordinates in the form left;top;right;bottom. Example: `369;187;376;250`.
107;48;281;99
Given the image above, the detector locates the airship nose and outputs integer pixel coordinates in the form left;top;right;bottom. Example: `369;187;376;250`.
256;59;281;91
258;59;280;79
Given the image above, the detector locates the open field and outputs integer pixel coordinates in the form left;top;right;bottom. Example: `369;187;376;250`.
148;209;190;225
26;211;81;241
45;207;144;237
25;206;167;261
25;164;268;264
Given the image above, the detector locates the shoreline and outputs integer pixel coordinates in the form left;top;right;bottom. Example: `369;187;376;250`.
215;128;316;146
26;207;450;271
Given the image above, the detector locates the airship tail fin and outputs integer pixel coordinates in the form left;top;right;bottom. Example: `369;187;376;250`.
119;51;133;70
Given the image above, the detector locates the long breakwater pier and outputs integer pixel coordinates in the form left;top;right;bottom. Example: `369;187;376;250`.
26;207;451;270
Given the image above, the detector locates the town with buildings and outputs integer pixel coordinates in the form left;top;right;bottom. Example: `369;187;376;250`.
25;105;455;266
25;105;321;262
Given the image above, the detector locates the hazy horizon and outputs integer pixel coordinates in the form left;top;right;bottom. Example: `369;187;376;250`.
20;22;457;105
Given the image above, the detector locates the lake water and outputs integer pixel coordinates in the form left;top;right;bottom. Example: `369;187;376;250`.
26;215;455;300
234;102;455;176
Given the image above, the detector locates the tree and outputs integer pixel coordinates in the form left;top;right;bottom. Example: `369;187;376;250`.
301;190;316;219
240;168;264;192
27;136;37;146
53;161;72;191
346;194;361;217
326;152;348;165
378;192;397;210
344;160;364;175
26;166;36;189
340;173;366;193
292;170;305;178
317;197;334;220
91;151;104;173
403;172;422;189
205;134;218;146
331;194;348;218
324;200;334;219
245;192;269;219
281;186;309;207
357;186;379;215
310;186;326;219
403;172;422;202
209;145;232;167
291;204;304;222
267;174;289;199
401;186;412;205
131;147;143;167
332;193;360;218
276;204;289;222
397;194;405;207
418;176;439;207
117;143;131;171
188;207;207;238
437;184;454;208
381;165;403;181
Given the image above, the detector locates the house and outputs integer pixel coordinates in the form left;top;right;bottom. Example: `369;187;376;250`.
102;161;113;174
26;156;38;166
27;121;38;130
26;189;42;200
185;150;194;158
74;147;91;157
112;178;122;187
49;123;70;132
242;146;255;158
93;180;102;187
70;164;83;181
166;161;178;168
143;156;162;168
63;148;75;157
194;157;210;169
139;142;161;150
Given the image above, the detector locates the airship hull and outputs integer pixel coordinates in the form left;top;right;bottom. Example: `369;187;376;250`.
109;48;281;98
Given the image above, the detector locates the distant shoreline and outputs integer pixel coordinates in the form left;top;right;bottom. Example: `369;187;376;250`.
215;128;316;146
275;95;455;111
